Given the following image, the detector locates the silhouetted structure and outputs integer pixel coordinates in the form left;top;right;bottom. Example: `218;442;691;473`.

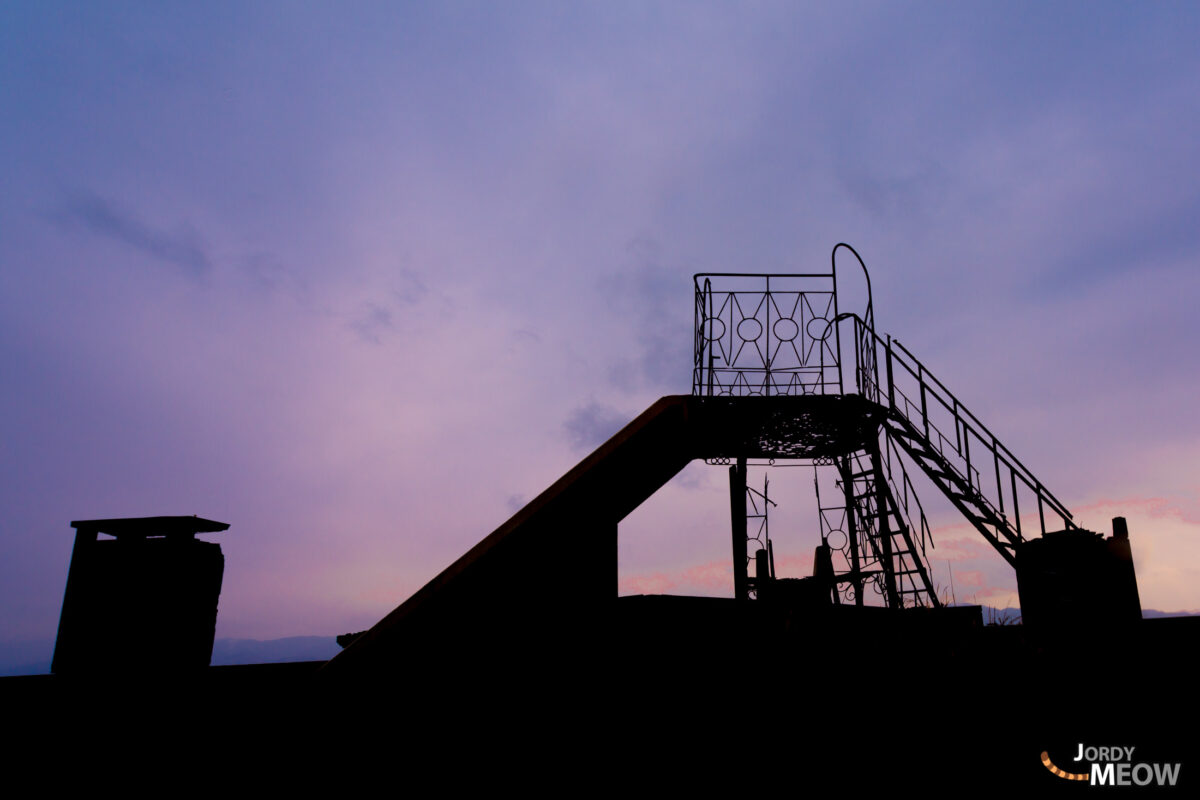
14;247;1181;792
323;244;1142;680
52;516;228;674
1016;516;1142;632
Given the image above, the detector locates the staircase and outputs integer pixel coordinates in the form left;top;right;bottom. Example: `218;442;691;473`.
842;316;1076;569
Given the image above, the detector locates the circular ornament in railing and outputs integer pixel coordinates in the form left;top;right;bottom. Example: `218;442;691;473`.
807;316;831;340
702;316;726;341
826;529;847;550
772;317;799;342
736;316;763;341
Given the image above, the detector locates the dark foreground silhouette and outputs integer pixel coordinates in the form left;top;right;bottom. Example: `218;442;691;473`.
12;253;1191;788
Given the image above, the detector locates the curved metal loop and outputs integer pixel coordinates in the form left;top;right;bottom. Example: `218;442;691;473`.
831;242;873;330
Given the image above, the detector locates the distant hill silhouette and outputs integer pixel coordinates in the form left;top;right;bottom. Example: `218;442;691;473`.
953;605;1198;624
1141;608;1200;618
209;636;339;665
0;635;340;675
3;609;1198;676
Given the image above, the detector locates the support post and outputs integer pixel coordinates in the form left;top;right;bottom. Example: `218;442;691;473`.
838;456;864;607
730;457;748;600
870;440;902;609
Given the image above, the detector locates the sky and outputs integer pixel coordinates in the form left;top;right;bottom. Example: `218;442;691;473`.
3;2;1200;660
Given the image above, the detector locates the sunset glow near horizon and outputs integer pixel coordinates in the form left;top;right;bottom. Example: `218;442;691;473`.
3;3;1200;657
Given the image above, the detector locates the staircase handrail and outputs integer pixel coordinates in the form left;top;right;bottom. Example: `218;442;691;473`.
827;313;1075;536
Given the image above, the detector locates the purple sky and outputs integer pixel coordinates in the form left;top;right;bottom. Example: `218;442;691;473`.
3;2;1200;650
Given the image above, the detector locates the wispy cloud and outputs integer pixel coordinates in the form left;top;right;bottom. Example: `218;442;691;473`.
53;192;210;277
239;251;308;299
563;401;628;451
836;159;948;222
347;302;394;345
392;269;429;306
6;2;1200;643
602;236;692;393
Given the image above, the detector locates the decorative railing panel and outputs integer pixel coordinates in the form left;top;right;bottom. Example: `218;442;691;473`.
693;273;842;396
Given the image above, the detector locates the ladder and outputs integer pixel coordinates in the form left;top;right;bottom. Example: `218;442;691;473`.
842;447;940;608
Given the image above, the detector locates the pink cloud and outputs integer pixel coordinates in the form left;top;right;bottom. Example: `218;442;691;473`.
619;573;678;595
620;559;733;597
680;560;733;592
772;553;815;577
955;570;984;587
1074;495;1200;527
931;537;995;563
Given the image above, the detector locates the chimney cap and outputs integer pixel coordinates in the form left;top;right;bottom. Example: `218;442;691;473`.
70;515;230;539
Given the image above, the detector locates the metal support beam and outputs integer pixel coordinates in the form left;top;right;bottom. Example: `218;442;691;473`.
837;456;864;607
729;457;748;600
869;440;902;609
